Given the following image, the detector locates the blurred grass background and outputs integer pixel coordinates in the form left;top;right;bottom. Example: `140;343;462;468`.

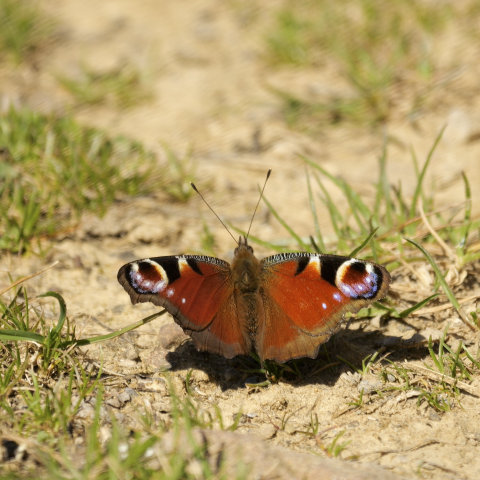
0;0;479;254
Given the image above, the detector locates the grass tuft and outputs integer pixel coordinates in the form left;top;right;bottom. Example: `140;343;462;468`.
0;107;162;253
0;0;52;63
59;63;152;109
265;0;469;128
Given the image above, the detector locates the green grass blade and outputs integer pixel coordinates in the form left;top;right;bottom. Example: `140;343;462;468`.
38;291;67;334
459;171;471;250
313;172;342;240
427;335;443;374
411;146;420;178
376;138;393;227
1;289;28;331
409;126;445;219
62;310;167;348
404;238;455;306
463;345;480;369
405;237;478;331
0;329;46;344
369;218;379;263
337;355;359;374
230;225;286;252
306;167;325;252
343;184;369;235
303;156;371;220
349;227;378;257
438;324;450;373
262;194;310;251
398;293;439;318
354;304;393;319
310;235;322;254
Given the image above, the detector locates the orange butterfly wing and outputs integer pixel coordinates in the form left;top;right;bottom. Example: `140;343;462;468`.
118;256;249;358
257;253;391;362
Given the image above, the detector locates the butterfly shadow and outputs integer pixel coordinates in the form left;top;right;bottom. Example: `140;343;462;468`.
162;320;433;391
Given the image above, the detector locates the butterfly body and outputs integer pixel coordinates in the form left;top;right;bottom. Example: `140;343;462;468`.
118;237;391;362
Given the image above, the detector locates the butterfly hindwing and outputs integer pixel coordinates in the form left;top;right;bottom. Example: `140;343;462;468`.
258;253;391;361
117;255;249;358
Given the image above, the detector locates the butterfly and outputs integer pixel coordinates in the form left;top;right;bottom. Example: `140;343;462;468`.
117;236;391;363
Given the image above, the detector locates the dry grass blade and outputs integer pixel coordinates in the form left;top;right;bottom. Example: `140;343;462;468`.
419;200;454;261
405;237;478;332
383;245;432;290
411;294;480;316
358;440;441;459
377;201;467;241
405;439;442;452
308;362;342;378
405;361;480;397
0;261;58;296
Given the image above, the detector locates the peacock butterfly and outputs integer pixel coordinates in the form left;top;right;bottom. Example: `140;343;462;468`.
117;175;391;363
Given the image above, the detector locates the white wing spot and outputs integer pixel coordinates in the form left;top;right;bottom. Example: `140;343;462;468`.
308;256;321;273
322;303;327;309
182;298;186;304
152;280;166;293
178;257;189;272
133;272;142;282
333;292;341;301
166;288;174;298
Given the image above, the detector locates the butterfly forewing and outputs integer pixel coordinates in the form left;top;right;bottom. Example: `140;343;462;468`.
117;255;249;357
257;253;391;361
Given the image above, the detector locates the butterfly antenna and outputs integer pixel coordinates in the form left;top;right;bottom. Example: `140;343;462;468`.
190;182;238;245
246;168;272;240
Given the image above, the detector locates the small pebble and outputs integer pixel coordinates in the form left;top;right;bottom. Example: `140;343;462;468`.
118;391;132;404
428;411;441;422
158;323;189;350
76;404;95;420
114;412;127;424
106;396;122;409
381;336;402;347
191;369;210;383
99;426;112;446
140;346;173;372
258;424;277;440
339;371;361;387
152;400;172;413
125;387;137;398
358;379;382;394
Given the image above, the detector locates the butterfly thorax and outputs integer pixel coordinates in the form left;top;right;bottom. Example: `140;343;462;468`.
231;240;261;294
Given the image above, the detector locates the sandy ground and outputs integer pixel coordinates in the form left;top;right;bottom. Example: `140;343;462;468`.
2;1;480;478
